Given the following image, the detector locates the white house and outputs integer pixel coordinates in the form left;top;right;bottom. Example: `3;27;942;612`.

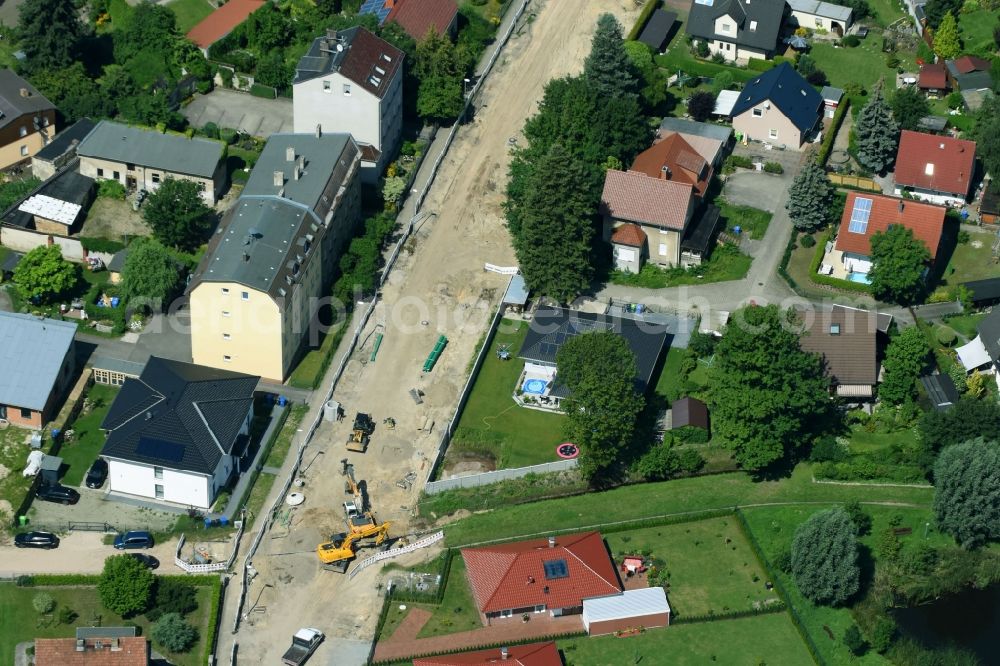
99;357;258;509
786;0;853;36
292;27;404;183
686;0;787;64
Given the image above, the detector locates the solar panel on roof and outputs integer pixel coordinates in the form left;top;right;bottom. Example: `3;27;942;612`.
360;0;392;23
848;197;872;234
136;436;185;463
543;559;569;580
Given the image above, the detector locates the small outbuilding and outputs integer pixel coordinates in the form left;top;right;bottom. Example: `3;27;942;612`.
671;396;709;431
980;182;1000;225
962;277;1000;306
821;86;843;119
502;274;529;313
921;374;959;412
637;9;677;53
582;587;671;636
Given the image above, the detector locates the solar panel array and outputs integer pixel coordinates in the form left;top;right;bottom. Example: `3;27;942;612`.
136;436;185;464
533;318;605;360
543;558;569;580
848;197;873;234
360;0;392;24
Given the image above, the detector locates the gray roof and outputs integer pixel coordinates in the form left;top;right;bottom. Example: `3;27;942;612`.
1;250;22;273
34;118;96;162
786;0;852;22
921;374;959;411
107;249;128;274
637;9;677;51
101;357;258;475
977;308;1000;362
91;354;145;378
76;120;224;179
821;86;844;102
658;117;733;142
503;274;529;306
955;71;993;91
76;627;137;640
0;313;75;411
294;26;403;100
243;133;352;211
0;70;54;132
919;115;948;132
686;0;785;53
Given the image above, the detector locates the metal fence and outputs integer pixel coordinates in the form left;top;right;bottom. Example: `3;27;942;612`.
424;459;578;494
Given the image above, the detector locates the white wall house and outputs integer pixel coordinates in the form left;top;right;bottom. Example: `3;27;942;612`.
293;27;403;183
687;0;786;65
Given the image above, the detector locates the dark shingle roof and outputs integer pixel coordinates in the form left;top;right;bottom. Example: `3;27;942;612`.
101;357;258;475
637;9;677;50
0;70;54;132
977;308;1000;363
34;118;96;162
686;0;785;53
680;203;722;254
797;305;885;386
731;62;823;132
294;27;403;99
921;374;959;411
672;396;709;429
964;278;1000;303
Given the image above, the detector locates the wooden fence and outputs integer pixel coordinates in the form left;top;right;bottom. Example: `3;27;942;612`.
828;174;880;192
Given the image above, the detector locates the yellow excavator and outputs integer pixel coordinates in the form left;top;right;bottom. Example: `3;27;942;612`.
341;459;379;532
316;522;391;572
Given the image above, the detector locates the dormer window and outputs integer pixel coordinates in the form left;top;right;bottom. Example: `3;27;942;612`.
750;20;757;31
925;163;934;175
830;324;841;335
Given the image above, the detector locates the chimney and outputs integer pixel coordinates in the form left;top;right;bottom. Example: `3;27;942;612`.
293;166;301;181
75;639;85;652
660;165;672;180
297;154;305;170
501;646;509;660
242;252;250;263
315;124;322;138
939;143;945;149
273;170;284;187
286;146;295;162
548;536;556;548
19;87;29;98
145;411;152;420
111;638;121;652
327;28;338;40
898;200;904;213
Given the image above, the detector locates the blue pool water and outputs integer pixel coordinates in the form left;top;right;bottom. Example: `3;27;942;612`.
847;272;872;285
522;379;548;395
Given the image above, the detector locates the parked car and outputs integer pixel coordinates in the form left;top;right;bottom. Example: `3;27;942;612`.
36;484;80;505
85;458;108;489
113;531;154;550
128;553;159;569
14;531;59;549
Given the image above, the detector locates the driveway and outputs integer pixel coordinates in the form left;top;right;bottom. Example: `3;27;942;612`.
182;89;294;137
0;531;178;576
27;486;179;533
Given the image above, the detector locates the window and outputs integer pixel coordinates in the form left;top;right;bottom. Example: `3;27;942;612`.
753;108;763;117
113;171;120;180
154;484;164;499
223;333;231;340
20;407;31;419
19;126;26;137
925;163;934;175
722;22;732;31
97;168;104;177
323;80;331;92
769;128;778;139
126;163;135;170
816;18;824;27
221;287;229;295
223;355;232;362
830;324;841;335
343;84;352;96
199;182;206;191
222;310;231;317
154;467;163;479
658;243;667;256
241;291;249;301
151;173;160;184
19;145;27;156
750;20;758;31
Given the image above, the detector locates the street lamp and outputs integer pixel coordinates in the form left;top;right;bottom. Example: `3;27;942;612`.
463;78;471;97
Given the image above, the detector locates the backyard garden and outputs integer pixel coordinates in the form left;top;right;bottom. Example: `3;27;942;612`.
610;244;752;289
53;384;119;488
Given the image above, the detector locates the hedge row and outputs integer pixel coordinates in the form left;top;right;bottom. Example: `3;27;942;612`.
202;575;225;666
813;460;927;484
816;97;851;166
672;602;787;624
627;0;662;40
235;404;291;514
807;227;872;294
80;237;126;254
22;573;219;587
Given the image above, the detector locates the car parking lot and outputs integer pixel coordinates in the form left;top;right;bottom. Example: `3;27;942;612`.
0;530;178;575
26;485;179;533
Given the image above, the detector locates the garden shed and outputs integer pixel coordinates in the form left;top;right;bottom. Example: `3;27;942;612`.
582;587;671;636
671;396;709;431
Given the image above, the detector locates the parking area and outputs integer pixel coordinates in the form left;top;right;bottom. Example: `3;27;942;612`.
0;530;179;575
722;146;804;214
182;89;293;137
27;485;179;533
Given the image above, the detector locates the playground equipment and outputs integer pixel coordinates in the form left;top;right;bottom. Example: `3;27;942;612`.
422;335;448;372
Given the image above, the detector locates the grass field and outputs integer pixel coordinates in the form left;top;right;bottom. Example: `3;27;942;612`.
938;231;999;287
58;384;119;487
166;0;214;33
449;319;564;470
288;320;348;389
559;612;815;665
718;201;773;240
610;244;751;289
958;9;1000;56
810;41;912;93
605;517;779;617
0;582;215;666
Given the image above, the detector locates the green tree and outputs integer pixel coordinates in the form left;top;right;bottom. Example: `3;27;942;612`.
112;1;178;67
934;438;1000;548
382;175;406;210
514;144;595;303
623;40;667;109
14;245;79;304
415;31;465;121
791;508;861;605
918;398;1000;468
786;161;835;230
143;178;215;251
146;578;198;622
582;14;639;99
31;63;113;123
973;95;1000;182
709;305;831;470
879;326;930;404
890;85;931;132
844;624;867;656
120;238;181;312
18;0;85;72
855;83;899;174
151;612;198;653
932;12;962;60
242;3;291;52
254;51;293;90
868;225;931;304
687;91;716;122
32;592;55;614
98;554;155;617
923;0;962;28
711;70;734;95
557;330;644;483
843;500;873;536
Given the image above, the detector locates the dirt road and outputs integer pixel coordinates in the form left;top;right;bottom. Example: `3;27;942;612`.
0;532;178;575
228;0;640;663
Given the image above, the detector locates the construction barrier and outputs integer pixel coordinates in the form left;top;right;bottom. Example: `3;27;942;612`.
348;531;445;579
424;459;578;494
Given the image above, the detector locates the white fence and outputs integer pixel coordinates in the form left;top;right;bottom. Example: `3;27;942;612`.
348;531;445;579
174;518;246;574
424;459;578;494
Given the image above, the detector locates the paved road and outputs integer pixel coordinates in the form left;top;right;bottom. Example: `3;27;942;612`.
0;531;179;576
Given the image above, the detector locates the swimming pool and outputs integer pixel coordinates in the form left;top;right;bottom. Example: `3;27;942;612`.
522;378;549;395
846;272;872;285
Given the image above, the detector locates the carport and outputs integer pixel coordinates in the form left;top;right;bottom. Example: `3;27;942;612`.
582;587;671;636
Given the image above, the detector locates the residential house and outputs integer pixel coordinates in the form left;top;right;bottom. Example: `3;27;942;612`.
731;62;823;149
786;0;853;35
631;132;714;198
76;120;227;204
657;117;734;168
893;130;976;206
293;27;404;183
412;643;562;666
188;131;362;382
686;0;786;64
821;86;843;119
0;70;56;170
637;9;678;52
100;356;258;509
918;63;949;97
798;305;893;399
186;0;265;56
945;56;993;110
386;0;459;40
35;635;148;666
831;192;946;281
0;313;76;429
517;307;670;408
31;117;95;180
957;307;1000;374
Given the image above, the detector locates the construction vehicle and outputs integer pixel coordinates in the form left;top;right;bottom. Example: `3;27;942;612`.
345;412;375;452
341;459;376;531
316;521;391;572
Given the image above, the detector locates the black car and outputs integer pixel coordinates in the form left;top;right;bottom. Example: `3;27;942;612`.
129;553;160;569
114;531;154;549
36;484;80;505
14;531;59;549
86;458;108;489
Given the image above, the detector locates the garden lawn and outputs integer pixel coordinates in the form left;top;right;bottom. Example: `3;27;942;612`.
0;427;35;529
559;612;814;665
654;347;687;403
449;318;564;470
810;42;911;93
868;0;909;26
166;0;214;33
610;244;751;289
958;9;1000;56
416;558;482;638
939;231;997;286
741;504;952;666
288;320;348;389
605;517;779;617
718;201;772;240
940;312;985;339
58;384;119;487
847;427;914;454
0;582;215;666
262;404;307;469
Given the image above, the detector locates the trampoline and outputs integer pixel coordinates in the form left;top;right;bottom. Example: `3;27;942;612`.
522;378;549;395
557;443;579;459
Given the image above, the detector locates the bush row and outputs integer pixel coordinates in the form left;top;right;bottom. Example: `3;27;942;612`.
672;602;787;624
333;212;397;304
816;97;850;166
201;576;224;666
813;460;927;484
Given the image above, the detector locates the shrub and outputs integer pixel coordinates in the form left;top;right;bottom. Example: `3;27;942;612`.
201;122;220;139
58;606;79;625
678;448;705;473
675;425;710;444
946;91;964;109
15;575;34;587
151;613;198;653
842;35;860;47
195;80;212;95
725;154;754;170
146;577;199;622
32;593;55;614
219;128;238;145
97;179;127;200
868;616;897;653
696;41;710;58
763;161;784;174
810;435;845;462
98;554;155;617
711;52;726;64
800;234;816;248
936;327;957;346
844;624;867;655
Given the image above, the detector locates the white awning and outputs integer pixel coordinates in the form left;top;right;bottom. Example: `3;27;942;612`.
835;384;874;397
714;90;739;116
957;335;991;371
582;587;670;627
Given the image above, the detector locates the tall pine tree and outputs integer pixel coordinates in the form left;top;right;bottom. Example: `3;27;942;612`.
514;144;595;302
855;82;899;174
18;0;86;72
583;13;639;99
932;12;962;60
786;161;835;230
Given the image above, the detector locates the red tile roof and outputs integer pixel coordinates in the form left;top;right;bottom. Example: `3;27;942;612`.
388;0;459;40
894;130;976;197
340;27;405;99
412;642;562;666
462;531;622;614
610;223;647;247
600;170;693;230
186;0;265;50
835;191;946;260
952;55;991;74
631;133;713;196
918;63;948;90
35;637;148;666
